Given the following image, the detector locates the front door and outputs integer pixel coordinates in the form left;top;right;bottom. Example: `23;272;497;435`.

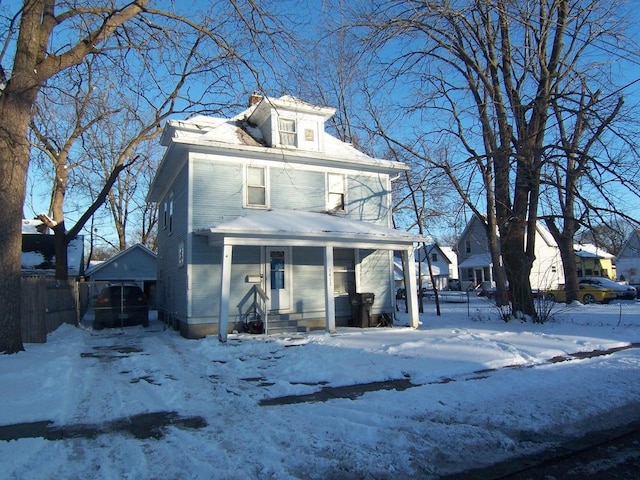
267;247;291;312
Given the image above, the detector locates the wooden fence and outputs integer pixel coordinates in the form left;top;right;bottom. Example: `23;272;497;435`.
20;277;89;343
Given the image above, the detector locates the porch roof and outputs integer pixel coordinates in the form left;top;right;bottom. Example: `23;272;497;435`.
458;253;493;268
195;209;425;249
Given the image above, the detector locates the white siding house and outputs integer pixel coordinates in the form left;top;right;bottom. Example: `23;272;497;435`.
457;215;564;291
147;95;424;340
616;230;640;285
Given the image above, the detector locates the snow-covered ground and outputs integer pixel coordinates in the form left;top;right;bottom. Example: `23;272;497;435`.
1;296;639;479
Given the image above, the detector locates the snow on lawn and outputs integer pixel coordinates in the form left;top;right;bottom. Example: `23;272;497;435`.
1;297;639;479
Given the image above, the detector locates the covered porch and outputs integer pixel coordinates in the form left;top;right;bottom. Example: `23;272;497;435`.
195;209;424;342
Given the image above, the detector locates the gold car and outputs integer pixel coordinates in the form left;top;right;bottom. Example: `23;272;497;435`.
545;284;616;304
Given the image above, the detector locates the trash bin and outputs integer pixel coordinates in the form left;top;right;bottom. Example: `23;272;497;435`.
349;292;375;328
349;293;361;327
360;293;375;328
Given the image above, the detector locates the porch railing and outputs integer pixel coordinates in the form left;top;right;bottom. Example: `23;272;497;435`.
253;285;269;334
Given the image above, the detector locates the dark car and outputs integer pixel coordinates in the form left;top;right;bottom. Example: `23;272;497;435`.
94;284;149;330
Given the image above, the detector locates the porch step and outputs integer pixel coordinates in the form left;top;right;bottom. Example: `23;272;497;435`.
266;319;307;334
265;316;325;334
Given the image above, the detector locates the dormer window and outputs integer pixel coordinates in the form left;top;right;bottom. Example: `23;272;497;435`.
278;118;296;146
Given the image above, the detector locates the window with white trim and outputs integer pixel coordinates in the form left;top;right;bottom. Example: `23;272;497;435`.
246;165;268;208
327;173;346;212
163;202;167;230
278;118;296;146
168;193;174;234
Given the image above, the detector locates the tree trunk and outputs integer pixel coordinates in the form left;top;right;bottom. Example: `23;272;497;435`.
53;222;69;281
545;218;580;303
0;90;37;354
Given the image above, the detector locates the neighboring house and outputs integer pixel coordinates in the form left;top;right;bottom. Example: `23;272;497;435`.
414;244;455;290
147;95;423;340
615;230;640;285
21;219;84;278
84;243;158;309
393;256;440;293
574;243;616;280
440;246;459;281
456;215;564;291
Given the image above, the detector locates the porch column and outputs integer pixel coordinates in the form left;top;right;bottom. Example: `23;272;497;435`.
218;243;233;343
324;246;336;333
401;247;419;329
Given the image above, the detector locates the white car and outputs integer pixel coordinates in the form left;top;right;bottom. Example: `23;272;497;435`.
579;277;637;300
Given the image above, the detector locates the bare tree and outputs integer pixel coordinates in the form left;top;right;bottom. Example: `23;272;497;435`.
0;0;286;354
352;0;637;319
540;83;633;301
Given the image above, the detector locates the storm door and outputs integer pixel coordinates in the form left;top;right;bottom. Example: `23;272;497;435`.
267;247;291;312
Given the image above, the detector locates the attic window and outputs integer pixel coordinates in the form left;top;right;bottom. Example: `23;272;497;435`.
304;129;314;141
278;118;296;146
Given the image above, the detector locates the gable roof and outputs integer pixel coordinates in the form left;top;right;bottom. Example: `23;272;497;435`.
415;243;452;264
85;243;157;279
617;230;640;259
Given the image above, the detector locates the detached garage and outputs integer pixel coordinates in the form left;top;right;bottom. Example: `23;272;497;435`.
85;244;157;310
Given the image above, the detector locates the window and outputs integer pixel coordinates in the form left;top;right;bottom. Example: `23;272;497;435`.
178;241;184;267
465;240;471;254
334;249;356;295
163;202;167;230
278;118;296;146
304;128;314;141
168;193;174;234
431;253;438;262
327;173;346;212
246;166;268;208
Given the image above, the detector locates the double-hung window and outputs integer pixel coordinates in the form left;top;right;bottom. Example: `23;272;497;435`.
246;165;268;208
278;118;296;146
327;173;346;212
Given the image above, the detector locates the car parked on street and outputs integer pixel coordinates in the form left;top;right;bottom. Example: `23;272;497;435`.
579;277;637;300
94;284;149;330
545;284;616;304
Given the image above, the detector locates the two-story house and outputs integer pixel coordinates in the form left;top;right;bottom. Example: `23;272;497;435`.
616;230;640;285
414;244;458;290
457;214;564;291
147;95;423;340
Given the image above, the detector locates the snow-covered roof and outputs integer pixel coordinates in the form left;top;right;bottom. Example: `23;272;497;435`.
394;257;440;281
21;234;84;277
574;243;614;259
149;95;409;203
196;209;425;248
458;253;493;268
159;96;402;167
21;218;45;234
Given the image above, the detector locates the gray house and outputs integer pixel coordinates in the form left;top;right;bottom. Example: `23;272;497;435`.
148;95;423;340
